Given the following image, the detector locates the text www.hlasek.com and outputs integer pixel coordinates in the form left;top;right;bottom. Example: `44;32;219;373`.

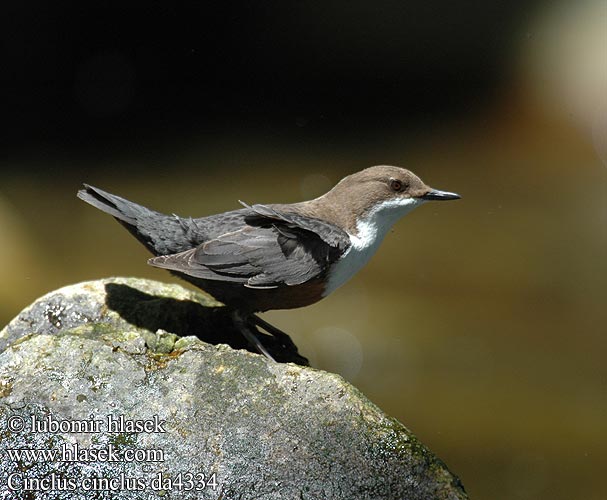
7;442;163;464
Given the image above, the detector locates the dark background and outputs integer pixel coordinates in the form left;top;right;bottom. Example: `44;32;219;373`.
2;2;606;500
3;1;525;160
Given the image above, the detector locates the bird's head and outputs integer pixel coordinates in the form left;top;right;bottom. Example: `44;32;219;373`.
321;165;460;231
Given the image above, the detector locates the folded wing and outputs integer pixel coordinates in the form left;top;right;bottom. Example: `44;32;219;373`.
148;205;350;289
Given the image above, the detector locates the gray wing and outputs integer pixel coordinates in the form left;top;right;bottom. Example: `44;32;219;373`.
148;207;351;289
239;202;349;249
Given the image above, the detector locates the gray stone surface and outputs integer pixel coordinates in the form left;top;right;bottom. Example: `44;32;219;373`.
0;278;467;499
0;277;223;354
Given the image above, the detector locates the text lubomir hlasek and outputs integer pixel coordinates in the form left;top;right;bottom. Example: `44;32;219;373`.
28;414;166;434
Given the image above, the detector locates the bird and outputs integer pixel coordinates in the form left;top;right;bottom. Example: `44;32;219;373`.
78;165;460;361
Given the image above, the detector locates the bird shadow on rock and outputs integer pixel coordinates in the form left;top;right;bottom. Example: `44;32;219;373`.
104;283;309;366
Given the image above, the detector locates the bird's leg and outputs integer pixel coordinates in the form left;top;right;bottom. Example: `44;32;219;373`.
230;310;276;362
250;315;298;352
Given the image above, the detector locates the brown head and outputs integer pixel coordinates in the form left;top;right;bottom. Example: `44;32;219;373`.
298;165;460;235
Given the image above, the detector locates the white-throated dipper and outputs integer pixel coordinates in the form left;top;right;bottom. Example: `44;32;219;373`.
78;165;459;360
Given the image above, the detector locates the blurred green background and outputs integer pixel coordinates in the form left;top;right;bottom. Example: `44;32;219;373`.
1;2;605;499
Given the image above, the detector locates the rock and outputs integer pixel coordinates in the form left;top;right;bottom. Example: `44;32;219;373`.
0;278;467;500
0;277;308;365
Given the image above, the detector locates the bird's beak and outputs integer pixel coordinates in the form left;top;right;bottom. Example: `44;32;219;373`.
421;189;461;201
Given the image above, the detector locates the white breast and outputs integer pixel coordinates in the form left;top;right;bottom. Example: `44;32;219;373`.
322;197;425;297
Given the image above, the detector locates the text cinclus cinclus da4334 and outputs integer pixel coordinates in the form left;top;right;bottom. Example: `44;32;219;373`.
78;165;460;361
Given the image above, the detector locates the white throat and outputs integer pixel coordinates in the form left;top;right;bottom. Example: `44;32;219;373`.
323;197;425;297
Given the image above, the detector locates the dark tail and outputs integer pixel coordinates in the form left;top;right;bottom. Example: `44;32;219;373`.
77;184;191;256
77;184;159;226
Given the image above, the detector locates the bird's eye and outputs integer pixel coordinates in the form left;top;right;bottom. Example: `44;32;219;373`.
390;179;403;192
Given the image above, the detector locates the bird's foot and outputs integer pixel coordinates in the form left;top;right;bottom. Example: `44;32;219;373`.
231;311;276;362
250;315;299;352
229;310;308;365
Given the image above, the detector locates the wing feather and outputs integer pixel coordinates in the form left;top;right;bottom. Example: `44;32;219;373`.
148;204;351;287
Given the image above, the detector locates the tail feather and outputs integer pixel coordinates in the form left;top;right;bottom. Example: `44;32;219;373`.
77;184;154;225
77;184;203;256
